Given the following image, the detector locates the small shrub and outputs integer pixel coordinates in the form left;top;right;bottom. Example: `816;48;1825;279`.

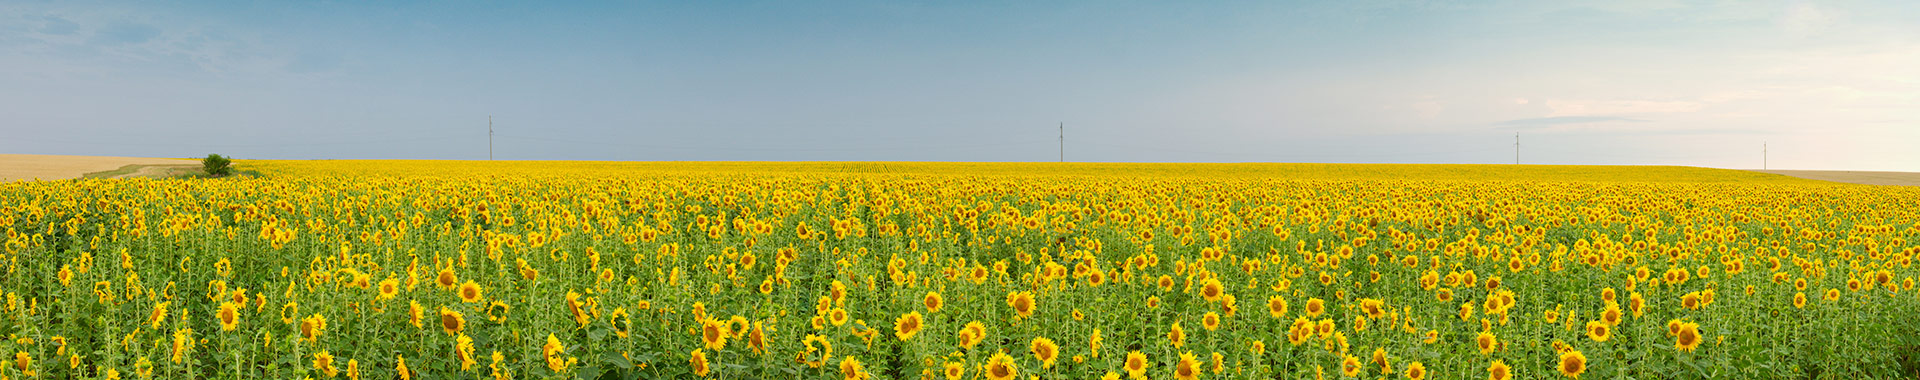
202;153;233;177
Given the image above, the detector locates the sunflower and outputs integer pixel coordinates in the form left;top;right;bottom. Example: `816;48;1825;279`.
746;322;768;355
1405;361;1427;380
795;334;832;369
1200;278;1224;302
1168;321;1187;348
1628;293;1645;317
1202;312;1222;331
1674;321;1702;352
1250;340;1266;356
924;291;944;312
487;301;512;324
1305;298;1325;317
1125;351;1149;379
839;356;869;380
1340;354;1362;377
1793;292;1807;308
829;309;849;326
830;280;847;305
1174;351;1201;380
1557;350;1586;378
729;316;749;338
374;279;399;301
408;301;424;328
1371;347;1391;373
1824;288;1840;301
566;291;592;326
1031;336;1060;368
300;314;327;342
439;308;465;335
1287;318;1313;345
1585;321;1610;342
150;302;170;328
436;268;457;289
895;312;924;341
943;361;965;380
544;334;568;373
1599;305;1621;326
701;318;729;350
218;302;241;331
1488;359;1512;380
313;351;337;378
1267;296;1289;318
690;349;711;377
983;352;1018;380
396;355;411;380
1475;331;1498;354
957;323;984;349
1359;298;1385;318
457;281;483;303
1007;291;1036;319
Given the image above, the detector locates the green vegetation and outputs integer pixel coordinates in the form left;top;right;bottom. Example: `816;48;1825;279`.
202;153;233;177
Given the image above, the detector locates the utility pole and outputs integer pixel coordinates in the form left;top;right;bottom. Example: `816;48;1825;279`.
1058;122;1064;162
489;116;494;160
1514;132;1519;165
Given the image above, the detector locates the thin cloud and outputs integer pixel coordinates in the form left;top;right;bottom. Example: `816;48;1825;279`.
1496;116;1645;129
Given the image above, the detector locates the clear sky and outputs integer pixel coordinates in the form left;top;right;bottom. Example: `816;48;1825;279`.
2;1;1916;170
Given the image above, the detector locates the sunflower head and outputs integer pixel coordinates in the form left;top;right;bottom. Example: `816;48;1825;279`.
1030;336;1060;368
439;308;465;335
1007;291;1036;318
1124;351;1149;378
217;302;241;331
1586;321;1612;342
894;312;924;341
436;269;457;289
984;352;1018;380
1557;351;1586;378
457;281;483;303
1675;322;1702;352
1174;351;1201;380
689;349;710;377
701;318;729;351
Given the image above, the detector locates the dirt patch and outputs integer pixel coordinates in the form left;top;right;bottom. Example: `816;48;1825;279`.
1751;170;1920;186
0;154;196;182
89;164;203;179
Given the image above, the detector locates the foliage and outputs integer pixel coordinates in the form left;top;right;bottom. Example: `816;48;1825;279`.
202;153;233;177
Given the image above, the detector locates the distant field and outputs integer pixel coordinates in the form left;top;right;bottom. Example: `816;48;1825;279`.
0;154;194;181
1753;170;1920;186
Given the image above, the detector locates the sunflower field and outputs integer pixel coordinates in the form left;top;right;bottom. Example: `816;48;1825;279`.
2;161;1917;380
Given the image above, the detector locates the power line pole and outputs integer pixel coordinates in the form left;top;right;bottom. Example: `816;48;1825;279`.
1058;122;1064;162
1514;132;1519;165
489;116;494;161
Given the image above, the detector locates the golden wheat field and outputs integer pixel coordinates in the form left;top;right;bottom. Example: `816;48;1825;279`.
1;161;1917;380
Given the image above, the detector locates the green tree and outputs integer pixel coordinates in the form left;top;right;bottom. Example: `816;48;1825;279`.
202;153;233;177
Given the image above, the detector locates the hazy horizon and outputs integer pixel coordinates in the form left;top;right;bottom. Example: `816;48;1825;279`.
3;1;1916;171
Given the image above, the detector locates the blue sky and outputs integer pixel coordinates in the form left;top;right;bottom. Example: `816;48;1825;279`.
2;0;1916;170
